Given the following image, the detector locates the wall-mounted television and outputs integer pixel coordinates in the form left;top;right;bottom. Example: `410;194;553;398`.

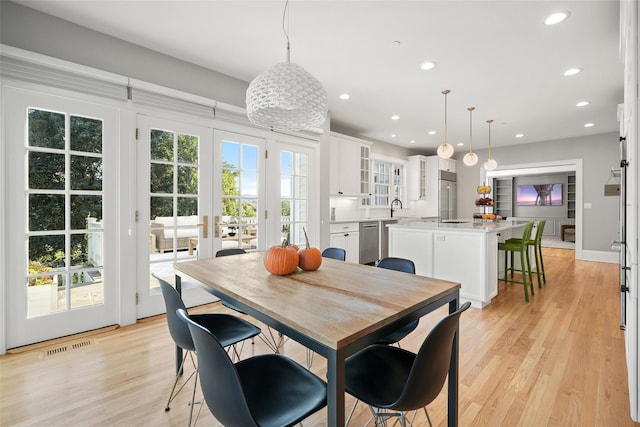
516;183;563;206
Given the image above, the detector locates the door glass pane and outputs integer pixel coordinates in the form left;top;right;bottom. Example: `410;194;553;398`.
29;152;65;190
150;130;173;161
28;109;64;149
280;150;308;246
30;194;65;231
70;155;103;191
221;140;259;251
70;116;102;153
26;109;105;317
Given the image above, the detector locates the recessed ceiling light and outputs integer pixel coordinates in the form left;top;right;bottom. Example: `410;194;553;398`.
457;142;464;147
584;123;595;128
576;101;590;107
420;61;437;71
339;93;350;100
391;134;397;138
409;140;416;144
545;11;570;25
515;133;524;138
564;68;582;76
391;115;400;120
428;130;436;135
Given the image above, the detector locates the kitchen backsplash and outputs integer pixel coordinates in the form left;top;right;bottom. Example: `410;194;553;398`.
330;197;416;221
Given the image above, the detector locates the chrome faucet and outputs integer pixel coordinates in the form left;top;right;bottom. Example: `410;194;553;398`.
390;198;403;218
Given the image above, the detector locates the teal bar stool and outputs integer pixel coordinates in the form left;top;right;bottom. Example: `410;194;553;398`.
499;221;535;302
507;220;546;288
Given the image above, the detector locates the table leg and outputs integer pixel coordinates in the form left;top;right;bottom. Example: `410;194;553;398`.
326;351;346;427
175;274;183;376
448;296;459;427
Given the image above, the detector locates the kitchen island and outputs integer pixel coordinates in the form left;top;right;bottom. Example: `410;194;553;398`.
388;219;527;308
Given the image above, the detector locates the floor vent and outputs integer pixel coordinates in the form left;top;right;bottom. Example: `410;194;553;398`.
46;346;68;356
44;340;92;357
72;340;92;350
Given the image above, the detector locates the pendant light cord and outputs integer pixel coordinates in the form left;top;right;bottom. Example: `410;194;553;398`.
487;119;493;159
282;0;291;62
443;90;450;147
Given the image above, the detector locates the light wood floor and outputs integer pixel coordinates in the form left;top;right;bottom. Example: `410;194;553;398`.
1;248;639;426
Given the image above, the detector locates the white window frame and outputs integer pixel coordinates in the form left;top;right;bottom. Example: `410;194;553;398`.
370;155;407;208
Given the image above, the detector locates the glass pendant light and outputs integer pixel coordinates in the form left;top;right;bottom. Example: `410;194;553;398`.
463;106;478;166
483;119;498;171
437;90;454;159
246;0;327;131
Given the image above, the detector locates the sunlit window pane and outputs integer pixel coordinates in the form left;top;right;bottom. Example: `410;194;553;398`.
178;133;198;164
28;108;65;149
29;152;65;190
71;155;103;191
71;116;103;154
150;130;173;161
30;194;65;231
150;164;173;193
222;141;239;169
178;165;198;194
71;195;102;230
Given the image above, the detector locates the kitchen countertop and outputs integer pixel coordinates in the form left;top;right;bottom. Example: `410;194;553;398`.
330;217;432;224
388;219;527;233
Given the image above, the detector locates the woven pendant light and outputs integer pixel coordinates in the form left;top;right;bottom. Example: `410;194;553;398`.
246;0;327;131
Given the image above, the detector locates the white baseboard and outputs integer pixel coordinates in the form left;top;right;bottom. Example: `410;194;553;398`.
578;250;619;264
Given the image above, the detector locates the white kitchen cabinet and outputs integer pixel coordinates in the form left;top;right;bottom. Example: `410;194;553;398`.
329;222;360;263
329;133;372;197
407;155;427;200
439;157;456;173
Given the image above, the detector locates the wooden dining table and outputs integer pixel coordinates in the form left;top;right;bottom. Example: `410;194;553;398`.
174;252;461;427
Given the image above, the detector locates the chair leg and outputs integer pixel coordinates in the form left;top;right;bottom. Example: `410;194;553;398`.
344;399;359;426
306;348;315;369
258;327;287;353
422;407;433;427
165;350;196;411
533;245;542;288
525;249;534;297
187;367;198;427
538;244;546;283
520;250;529;303
502;250;508;282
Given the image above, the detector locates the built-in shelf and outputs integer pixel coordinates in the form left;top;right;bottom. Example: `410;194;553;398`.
493;177;513;218
567;174;576;219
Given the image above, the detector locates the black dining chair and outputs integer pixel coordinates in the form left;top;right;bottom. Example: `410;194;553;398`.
176;308;328;427
215;248;286;354
376;257;419;346
322;247;346;261
154;274;261;426
344;302;471;427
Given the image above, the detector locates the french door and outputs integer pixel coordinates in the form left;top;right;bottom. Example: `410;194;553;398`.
5;87;118;348
135;115;217;317
213;130;266;253
270;140;318;248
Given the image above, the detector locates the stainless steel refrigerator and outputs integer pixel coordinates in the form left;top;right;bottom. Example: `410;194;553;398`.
439;170;457;221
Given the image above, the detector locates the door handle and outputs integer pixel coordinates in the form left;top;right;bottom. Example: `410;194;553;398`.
197;215;209;239
214;215;220;238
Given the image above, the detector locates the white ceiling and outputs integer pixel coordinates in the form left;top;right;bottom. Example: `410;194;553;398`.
14;0;623;152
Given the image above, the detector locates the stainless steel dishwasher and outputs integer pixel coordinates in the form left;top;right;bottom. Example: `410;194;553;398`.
359;221;380;265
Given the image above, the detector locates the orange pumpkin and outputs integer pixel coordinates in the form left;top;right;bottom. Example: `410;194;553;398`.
298;227;322;271
264;240;299;275
298;247;322;271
